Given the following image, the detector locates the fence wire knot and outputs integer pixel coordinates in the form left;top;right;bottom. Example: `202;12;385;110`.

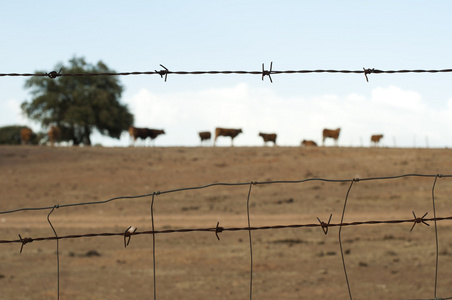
317;214;332;235
410;211;430;232
262;62;273;83
215;222;223;241
18;234;33;253
352;178;360;182
155;64;169;82
124;226;137;248
363;67;374;82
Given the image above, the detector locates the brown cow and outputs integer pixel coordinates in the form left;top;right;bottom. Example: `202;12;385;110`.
20;127;33;145
48;126;61;146
301;140;318;147
214;127;242;146
371;134;384;147
129;126;165;146
198;131;211;145
322;128;341;146
259;132;277;146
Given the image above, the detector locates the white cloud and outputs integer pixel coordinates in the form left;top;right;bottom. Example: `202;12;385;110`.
0;98;39;130
371;86;425;112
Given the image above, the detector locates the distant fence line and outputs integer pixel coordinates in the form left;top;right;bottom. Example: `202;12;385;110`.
1;173;452;300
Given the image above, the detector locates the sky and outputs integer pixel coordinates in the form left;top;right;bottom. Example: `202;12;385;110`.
2;1;452;147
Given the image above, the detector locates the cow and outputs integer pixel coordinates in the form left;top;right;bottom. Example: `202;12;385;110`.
198;131;211;145
48;126;61;146
129;126;165;146
371;134;384;147
259;132;277;146
20;127;33;145
301;140;318;147
214;127;242;146
322;128;341;146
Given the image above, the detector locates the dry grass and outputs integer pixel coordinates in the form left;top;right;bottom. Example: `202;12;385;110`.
1;145;452;299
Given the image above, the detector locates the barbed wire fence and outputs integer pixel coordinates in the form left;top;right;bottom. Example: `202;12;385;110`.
1;173;452;299
2;63;452;82
3;64;452;298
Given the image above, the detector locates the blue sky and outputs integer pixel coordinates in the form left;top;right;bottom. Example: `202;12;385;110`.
2;1;452;147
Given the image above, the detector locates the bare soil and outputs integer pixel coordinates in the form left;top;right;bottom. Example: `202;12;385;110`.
1;145;452;299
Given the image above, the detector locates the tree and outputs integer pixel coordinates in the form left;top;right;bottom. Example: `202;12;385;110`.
21;57;134;146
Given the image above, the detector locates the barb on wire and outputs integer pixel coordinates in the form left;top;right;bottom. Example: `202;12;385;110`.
410;211;430;232
123;226;137;248
18;234;33;253
155;64;169;82
317;214;333;235
47;68;62;79
262;62;273;83
215;222;223;241
363;67;374;82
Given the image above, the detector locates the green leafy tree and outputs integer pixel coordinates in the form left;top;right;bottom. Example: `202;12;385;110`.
21;57;134;145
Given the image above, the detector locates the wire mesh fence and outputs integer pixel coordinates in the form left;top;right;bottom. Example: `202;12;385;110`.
1;173;452;299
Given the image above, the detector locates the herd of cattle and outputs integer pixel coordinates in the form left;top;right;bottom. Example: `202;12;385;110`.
127;126;384;147
19;125;384;147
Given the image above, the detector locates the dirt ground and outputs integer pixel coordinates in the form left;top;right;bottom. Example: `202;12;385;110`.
1;145;452;300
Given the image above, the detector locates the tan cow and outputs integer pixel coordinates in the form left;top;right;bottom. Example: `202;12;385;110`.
214;127;242;146
259;132;277;146
20;127;33;145
198;131;211;145
48;126;61;146
301;140;318;147
322;128;341;146
129;126;165;146
371;134;384;147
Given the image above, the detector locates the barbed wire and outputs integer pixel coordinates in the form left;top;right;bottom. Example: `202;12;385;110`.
2;63;452;82
2;215;452;246
1;173;452;300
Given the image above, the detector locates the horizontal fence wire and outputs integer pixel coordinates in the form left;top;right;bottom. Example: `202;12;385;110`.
2;64;452;82
1;173;452;300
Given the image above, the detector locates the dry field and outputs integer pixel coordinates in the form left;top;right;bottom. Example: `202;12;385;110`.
1;145;452;299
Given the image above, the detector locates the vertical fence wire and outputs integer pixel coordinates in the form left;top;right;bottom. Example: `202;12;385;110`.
151;192;157;300
432;175;440;299
339;179;357;300
246;182;254;300
47;205;59;300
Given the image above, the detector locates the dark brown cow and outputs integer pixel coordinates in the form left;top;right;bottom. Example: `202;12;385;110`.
198;131;211;144
259;132;277;146
20;127;33;145
48;126;61;146
371;134;384;147
322;128;341;146
129;126;165;146
301;140;318;147
214;127;242;146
